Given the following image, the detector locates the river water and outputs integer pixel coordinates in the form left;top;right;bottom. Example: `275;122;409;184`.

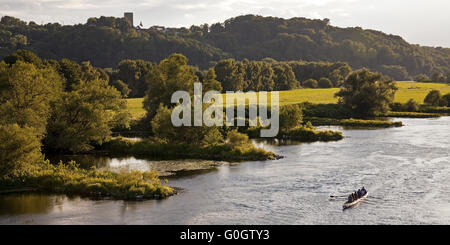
0;117;449;224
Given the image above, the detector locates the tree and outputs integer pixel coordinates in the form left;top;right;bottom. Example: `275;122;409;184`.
279;104;303;132
414;74;430;82
442;93;450;107
3;50;42;67
318;77;333;88
201;68;222;93
226;129;251;148
272;64;298;90
143;54;198;119
0;124;42;178
214;59;245;91
45;79;130;153
403;99;419;112
114;59;155;98
57;58;83;91
302;79;318;88
110;79;130;98
0;61;63;137
151;104;223;146
423;90;442;106
335;69;397;118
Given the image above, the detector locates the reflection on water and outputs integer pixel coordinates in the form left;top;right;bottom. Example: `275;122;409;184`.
0;193;54;215
1;117;450;224
46;155;225;177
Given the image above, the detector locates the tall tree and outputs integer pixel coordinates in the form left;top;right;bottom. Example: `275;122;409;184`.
45;79;130;153
143;54;198;119
0;61;63;137
335;69;397;118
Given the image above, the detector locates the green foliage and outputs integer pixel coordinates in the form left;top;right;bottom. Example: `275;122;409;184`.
301;102;351;119
423;90;442;106
45;79;130;153
403;99;420;112
318;77;333;88
279;104;303;131
335;69;398;118
110;79;130;98
3;50;42;67
214;59;246;91
151;104;224;146
443;93;450;107
0;160;175;200
110;59;155;98
280;126;343;142
384;111;440;118
1;15;449;79
226;129;251;148
414;74;431;82
272;63;299;90
201;68;223;92
143;54;197;119
0;61;63;137
100;137;278;161
305;117;403;128
302;79;318;88
0;124;42;178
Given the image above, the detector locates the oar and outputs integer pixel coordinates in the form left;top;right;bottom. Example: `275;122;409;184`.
329;194;347;198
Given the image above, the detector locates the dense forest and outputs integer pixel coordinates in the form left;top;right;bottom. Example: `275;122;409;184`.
1;15;449;82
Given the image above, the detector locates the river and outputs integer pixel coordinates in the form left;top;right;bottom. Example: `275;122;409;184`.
0;117;449;224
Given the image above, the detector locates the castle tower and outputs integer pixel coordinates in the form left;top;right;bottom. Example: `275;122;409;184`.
124;12;133;27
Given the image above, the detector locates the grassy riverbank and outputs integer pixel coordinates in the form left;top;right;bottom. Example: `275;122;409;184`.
0;161;175;200
305;117;403;128
99;137;280;161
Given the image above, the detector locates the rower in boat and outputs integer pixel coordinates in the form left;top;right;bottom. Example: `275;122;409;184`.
343;187;368;209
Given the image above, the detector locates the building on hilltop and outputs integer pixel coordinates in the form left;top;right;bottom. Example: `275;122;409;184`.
124;12;133;27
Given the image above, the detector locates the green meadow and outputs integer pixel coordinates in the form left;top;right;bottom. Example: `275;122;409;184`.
127;82;450;119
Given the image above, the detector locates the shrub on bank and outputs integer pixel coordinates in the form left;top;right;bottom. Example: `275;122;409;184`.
0;160;175;200
279;126;343;142
305;117;403;128
99;137;279;161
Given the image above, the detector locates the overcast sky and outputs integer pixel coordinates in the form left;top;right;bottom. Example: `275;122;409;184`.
1;0;449;47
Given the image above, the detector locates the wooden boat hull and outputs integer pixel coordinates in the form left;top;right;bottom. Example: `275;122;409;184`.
343;192;368;209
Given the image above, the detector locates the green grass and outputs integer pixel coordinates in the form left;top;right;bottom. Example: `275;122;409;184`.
0;160;175;200
384;111;441;118
126;98;147;119
99;137;280;161
305;117;403;128
126;82;450;117
394;82;450;104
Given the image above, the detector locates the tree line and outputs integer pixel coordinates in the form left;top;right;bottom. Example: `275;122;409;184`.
1;15;449;82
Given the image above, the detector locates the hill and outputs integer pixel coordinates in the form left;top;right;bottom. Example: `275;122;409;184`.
1;15;449;80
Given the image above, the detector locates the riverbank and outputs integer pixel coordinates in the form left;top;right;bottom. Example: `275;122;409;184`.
305;117;403;128
98;137;281;161
0;160;176;200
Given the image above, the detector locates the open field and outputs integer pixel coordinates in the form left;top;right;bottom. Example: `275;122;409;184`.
126;82;450;119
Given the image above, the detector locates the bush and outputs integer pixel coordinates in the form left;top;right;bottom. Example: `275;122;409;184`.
301;102;351;119
424;90;442;106
0;160;175;200
443;93;450;107
279;104;303;132
280;126;343;142
0;124;42;178
302;79;318;88
403;99;420;112
318;77;333;88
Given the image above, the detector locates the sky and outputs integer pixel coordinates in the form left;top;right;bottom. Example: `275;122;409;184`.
1;0;449;47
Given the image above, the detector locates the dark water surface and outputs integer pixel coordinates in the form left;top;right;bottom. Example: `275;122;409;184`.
0;117;449;224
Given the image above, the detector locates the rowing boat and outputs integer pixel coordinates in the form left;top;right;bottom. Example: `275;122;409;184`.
343;192;368;209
